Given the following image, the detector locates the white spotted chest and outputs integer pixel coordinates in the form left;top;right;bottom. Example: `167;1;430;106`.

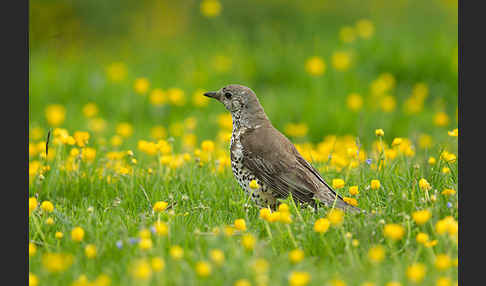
229;112;277;208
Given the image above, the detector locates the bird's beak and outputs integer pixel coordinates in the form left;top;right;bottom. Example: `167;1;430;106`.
204;91;220;101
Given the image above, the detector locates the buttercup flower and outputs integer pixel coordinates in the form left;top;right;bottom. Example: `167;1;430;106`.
314;218;330;233
289;249;305;263
234;219;247;231
71;227;85;242
153;201;168;212
289;271;311;286
412;210;432;225
305;57;326;76
368;245;385;263
383;224;405;241
195;261;212;277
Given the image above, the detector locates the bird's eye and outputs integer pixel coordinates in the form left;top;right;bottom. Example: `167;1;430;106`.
224;92;232;99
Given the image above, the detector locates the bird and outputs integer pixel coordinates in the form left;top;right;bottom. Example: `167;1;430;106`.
204;84;361;213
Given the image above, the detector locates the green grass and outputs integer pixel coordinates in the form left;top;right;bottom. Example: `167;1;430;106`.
29;0;457;285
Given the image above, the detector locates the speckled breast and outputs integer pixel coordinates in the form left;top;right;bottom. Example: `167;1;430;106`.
230;132;277;208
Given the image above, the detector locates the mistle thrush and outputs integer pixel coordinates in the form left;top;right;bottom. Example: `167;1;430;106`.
204;84;361;213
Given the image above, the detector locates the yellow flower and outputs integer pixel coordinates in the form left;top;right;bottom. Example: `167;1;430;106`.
209;249;225;266
418;178;432;191
435;254;451;270
391;137;403;147
278;203;290;213
332;178;345;189
383;224;405;241
416;232;430;244
139;238;153;250
55;232;64;239
370;179;381;190
42;252;74;273
224;226;236;236
71;227;85;242
289;271;311;286
139;229;151;239
29;242;37;257
149;88;167;106
151;257;165;272
385;282;402;286
46;217;54;225
448;128;458;137
234;279;251;286
170;245;184;259
82;103;98;118
40;200;54;212
435;216;458;235
434;112;450;126
356;19;374;39
241;234;256;250
343;197;358;207
251;258;269;274
380;95;396;112
332;51;352;71
105;62;127;82
74;131;90;147
289;249;304;264
441;189;456;196
440;151;456;163
368;245;385;263
375;129;384;137
436;277;452;286
349;186;359;195
329;279;347;286
314;218;330;233
305;56;326;76
412;210;432;225
234;219;247;231
85;244;97;258
110;135;123;147
195;261;212;277
29;273;39;286
167;88;186;106
116;123;133;138
346;93;363;111
150;126;167;140
428;157;437;165
153;221;169;236
418;134;433;149
192;88;210;107
259;208;271;221
133;77;150;94
29;197;38;215
339;26;356;43
284;123;309;137
249;180;260;190
201;140;215;153
153;201;168;212
406;263;426;283
45;104;66;126
130;259;152;280
442;167;450;174
200;0;222;18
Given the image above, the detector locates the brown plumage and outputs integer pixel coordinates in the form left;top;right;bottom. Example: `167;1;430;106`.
204;84;361;213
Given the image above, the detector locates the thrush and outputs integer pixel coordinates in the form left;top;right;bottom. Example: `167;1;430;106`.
204;84;361;213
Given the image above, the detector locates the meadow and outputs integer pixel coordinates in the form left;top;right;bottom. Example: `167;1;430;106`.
29;0;458;285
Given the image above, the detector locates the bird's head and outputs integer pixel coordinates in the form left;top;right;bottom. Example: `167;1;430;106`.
204;84;263;115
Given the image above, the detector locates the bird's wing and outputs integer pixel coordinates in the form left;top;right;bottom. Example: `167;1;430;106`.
240;125;345;207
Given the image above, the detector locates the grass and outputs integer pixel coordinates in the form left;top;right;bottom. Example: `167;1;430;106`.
29;0;457;285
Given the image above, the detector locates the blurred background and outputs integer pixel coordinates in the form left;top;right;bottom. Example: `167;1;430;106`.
29;0;458;148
